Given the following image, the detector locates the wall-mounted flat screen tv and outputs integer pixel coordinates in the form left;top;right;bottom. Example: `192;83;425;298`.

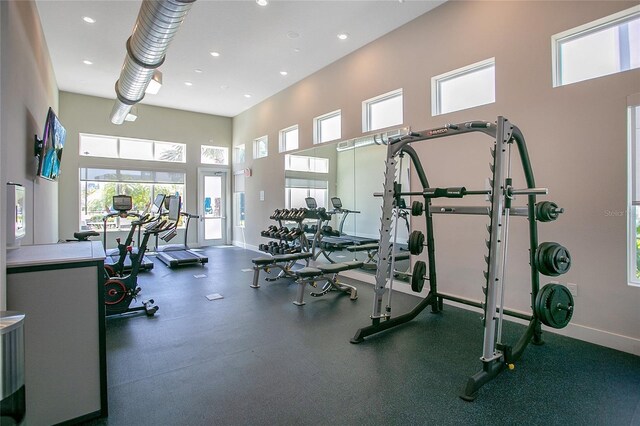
36;107;66;181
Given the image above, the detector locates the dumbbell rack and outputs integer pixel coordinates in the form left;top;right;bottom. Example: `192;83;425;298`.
258;209;310;255
350;117;573;401
302;207;338;263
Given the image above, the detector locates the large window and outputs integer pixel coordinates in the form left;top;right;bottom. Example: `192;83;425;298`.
79;168;185;231
233;171;246;227
253;136;268;159
279;125;299;153
284;154;329;174
314;110;341;144
553;5;640;87
233;144;245;164
628;101;640;286
80;133;185;163
431;58;496;116
201;145;229;165
362;89;403;132
285;178;328;209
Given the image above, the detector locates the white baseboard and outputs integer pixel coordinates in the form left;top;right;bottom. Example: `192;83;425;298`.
340;270;640;356
232;240;262;253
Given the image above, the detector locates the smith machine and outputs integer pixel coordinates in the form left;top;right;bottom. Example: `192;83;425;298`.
351;117;574;401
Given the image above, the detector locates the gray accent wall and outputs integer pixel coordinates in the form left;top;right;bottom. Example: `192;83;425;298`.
1;0;58;309
232;1;640;353
58;92;233;249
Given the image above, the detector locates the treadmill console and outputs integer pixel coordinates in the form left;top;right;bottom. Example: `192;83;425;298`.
305;197;317;209
167;196;181;221
151;194;166;214
113;195;133;212
331;197;343;210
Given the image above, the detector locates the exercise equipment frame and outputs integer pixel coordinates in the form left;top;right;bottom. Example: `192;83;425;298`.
351;116;567;401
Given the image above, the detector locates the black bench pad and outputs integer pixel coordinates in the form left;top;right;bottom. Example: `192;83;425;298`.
394;252;410;261
252;257;276;266
296;267;323;278
272;252;312;262
317;261;363;274
346;243;379;252
252;252;312;266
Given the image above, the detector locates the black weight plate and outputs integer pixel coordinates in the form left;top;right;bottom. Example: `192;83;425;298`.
412;261;426;292
546;284;574;328
541;286;556;328
408;230;425;255
411;200;424;216
534;284;549;322
539;242;571;276
535;242;557;276
551;246;571;275
535;201;560;222
535;283;574;329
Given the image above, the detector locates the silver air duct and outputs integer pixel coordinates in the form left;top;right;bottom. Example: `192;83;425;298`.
110;0;196;125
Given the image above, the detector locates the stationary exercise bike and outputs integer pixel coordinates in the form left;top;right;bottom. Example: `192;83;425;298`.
102;195;155;275
104;195;181;317
105;194;166;277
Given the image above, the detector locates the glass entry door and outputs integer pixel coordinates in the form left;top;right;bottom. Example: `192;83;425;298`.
198;169;227;246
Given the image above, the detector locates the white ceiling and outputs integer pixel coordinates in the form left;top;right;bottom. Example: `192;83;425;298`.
35;0;444;118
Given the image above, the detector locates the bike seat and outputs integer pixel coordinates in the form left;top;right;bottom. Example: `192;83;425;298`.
74;231;100;241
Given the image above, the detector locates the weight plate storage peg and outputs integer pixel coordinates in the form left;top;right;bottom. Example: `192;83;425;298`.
411;200;424;216
534;283;574;329
408;230;425;255
535;242;571;276
411;260;427;292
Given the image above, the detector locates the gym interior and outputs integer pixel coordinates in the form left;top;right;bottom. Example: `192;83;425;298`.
1;1;639;425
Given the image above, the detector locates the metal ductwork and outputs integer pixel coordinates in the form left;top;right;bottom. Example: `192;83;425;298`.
110;0;196;125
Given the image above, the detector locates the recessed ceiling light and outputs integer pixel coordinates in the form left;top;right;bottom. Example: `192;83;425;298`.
337;33;349;40
293;48;301;53
82;16;96;24
83;60;93;65
210;51;220;57
185;82;193;86
194;69;203;73
280;71;288;76
256;0;268;6
220;85;229;90
244;94;252;98
287;31;299;39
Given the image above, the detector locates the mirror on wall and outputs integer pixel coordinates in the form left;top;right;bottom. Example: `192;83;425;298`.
282;129;411;279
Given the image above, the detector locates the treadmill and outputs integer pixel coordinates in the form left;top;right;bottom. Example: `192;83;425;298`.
103;195;155;273
329;197;378;245
155;202;208;268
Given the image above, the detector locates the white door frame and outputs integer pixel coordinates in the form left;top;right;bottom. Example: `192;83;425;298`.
197;167;231;246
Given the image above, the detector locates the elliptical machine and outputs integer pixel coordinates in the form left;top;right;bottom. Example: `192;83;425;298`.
104;195;181;317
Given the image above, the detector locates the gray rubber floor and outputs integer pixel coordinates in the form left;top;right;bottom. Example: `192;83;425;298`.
90;246;640;426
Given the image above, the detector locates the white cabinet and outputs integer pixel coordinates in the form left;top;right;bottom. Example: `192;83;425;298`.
6;241;107;425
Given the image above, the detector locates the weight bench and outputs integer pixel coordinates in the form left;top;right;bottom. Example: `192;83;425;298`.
346;243;380;268
292;261;363;306
251;252;313;288
346;244;410;269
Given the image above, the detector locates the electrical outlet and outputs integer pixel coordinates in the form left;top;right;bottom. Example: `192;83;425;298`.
567;283;578;296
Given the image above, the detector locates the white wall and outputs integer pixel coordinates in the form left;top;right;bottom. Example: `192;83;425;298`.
232;1;640;354
1;0;59;309
0;2;4;310
58;92;233;249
